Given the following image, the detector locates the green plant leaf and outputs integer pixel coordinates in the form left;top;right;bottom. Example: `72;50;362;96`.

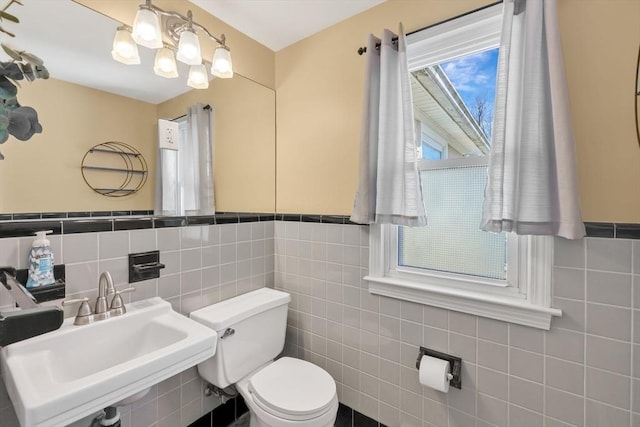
3;95;19;110
2;62;22;79
19;62;33;81
0;126;9;144
1;43;21;61
0;26;15;37
0;111;9;130
0;10;19;23
0;75;17;98
20;51;43;66
6;76;21;88
34;64;48;79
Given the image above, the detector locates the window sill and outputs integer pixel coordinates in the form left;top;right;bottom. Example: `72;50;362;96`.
365;275;562;330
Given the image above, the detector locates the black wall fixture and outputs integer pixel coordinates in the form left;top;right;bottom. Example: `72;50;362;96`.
15;264;65;303
128;250;165;283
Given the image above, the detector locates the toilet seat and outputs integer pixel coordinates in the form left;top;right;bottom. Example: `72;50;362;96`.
248;357;337;421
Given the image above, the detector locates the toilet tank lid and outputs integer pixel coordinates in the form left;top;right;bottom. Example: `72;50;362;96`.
189;288;290;331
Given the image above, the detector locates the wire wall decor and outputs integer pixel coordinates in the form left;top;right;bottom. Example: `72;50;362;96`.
81;142;148;197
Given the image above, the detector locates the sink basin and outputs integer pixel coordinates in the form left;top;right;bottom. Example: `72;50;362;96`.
1;297;217;427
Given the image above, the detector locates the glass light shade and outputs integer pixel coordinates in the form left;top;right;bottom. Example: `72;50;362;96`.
132;7;162;49
187;64;209;89
153;47;178;78
211;46;233;78
111;28;140;65
176;29;202;65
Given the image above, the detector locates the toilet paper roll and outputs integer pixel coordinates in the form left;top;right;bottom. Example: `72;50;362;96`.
418;355;451;393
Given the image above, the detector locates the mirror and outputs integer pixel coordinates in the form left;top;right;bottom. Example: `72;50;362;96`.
0;0;275;214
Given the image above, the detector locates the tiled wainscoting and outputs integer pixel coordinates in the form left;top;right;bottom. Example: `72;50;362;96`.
0;219;275;427
1;216;639;427
275;221;640;427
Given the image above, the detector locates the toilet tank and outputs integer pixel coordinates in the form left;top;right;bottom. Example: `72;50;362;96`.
189;288;290;388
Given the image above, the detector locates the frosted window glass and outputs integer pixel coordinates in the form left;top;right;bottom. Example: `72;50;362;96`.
399;164;507;280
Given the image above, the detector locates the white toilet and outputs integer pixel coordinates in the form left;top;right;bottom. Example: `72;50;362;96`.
190;288;339;427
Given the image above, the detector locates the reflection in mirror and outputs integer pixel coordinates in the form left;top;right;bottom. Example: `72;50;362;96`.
155;104;215;216
0;0;275;214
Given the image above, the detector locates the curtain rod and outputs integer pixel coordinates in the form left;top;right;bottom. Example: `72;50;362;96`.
357;0;503;55
171;104;211;121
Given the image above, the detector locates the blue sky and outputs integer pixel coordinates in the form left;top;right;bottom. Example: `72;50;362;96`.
440;48;499;120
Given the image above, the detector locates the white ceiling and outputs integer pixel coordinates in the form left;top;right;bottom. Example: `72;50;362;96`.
6;0;384;104
189;0;385;51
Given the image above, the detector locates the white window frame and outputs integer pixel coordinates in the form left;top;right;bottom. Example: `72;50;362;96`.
416;119;448;160
365;3;561;330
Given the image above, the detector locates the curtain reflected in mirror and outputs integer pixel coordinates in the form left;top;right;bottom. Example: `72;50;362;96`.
155;103;215;216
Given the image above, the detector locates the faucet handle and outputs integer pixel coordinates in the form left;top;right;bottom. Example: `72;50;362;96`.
109;287;135;317
62;297;93;325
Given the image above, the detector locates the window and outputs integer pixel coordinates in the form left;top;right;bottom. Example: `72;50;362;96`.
366;3;561;330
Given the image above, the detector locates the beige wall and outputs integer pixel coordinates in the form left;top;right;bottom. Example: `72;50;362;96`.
275;0;640;222
0;78;158;213
558;0;640;222
157;76;276;213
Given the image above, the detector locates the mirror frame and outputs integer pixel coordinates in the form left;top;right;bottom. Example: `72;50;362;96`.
635;43;640;147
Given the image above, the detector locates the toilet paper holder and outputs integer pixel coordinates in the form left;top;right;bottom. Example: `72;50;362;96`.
416;346;462;389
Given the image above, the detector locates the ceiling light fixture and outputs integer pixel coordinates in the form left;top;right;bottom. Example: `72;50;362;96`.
131;2;162;49
112;0;233;88
112;26;140;65
153;45;178;78
187;64;209;89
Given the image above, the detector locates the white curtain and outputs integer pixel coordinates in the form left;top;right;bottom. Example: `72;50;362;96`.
155;103;215;216
481;0;585;239
351;25;427;227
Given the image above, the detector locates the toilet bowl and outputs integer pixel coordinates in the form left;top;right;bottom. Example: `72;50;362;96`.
190;288;339;427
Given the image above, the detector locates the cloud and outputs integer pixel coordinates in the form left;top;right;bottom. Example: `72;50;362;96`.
441;50;496;95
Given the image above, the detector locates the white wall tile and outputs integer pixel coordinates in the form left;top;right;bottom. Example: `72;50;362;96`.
2;220;638;427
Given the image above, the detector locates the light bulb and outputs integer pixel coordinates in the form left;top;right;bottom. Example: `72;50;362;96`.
176;29;202;65
153;47;178;78
211;46;233;78
132;7;162;49
116;41;135;58
112;27;140;65
187;64;209;89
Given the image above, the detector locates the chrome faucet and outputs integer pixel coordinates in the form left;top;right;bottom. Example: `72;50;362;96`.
63;272;135;326
94;272;115;321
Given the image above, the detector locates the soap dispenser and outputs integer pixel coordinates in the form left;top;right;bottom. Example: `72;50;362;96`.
25;230;55;289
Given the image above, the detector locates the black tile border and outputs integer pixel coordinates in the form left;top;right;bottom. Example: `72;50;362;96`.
584;222;614;238
0;210;155;220
0;213;637;240
583;222;640;239
615;223;640;239
188;400;385;427
113;218;154;231
153;216;187;228
0;221;63;238
62;219;113;235
0;212;280;238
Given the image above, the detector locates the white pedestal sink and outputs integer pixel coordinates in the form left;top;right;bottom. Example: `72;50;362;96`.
1;297;217;427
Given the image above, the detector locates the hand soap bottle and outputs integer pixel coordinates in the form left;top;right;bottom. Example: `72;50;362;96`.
26;230;55;288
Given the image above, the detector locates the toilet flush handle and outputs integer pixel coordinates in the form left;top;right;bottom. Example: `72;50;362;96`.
220;328;235;339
